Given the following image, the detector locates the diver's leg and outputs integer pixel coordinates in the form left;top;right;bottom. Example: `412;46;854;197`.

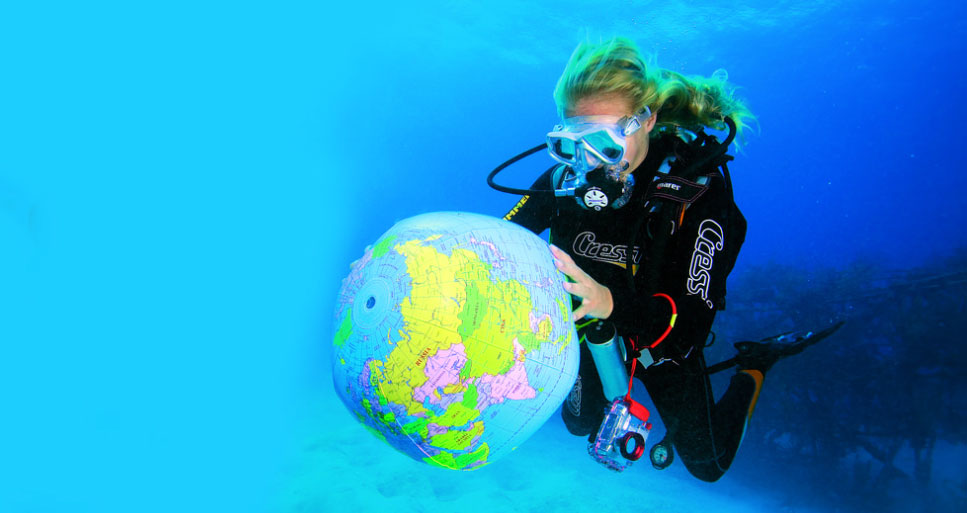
710;368;762;467
561;341;610;438
640;352;756;482
643;323;845;480
696;324;847;468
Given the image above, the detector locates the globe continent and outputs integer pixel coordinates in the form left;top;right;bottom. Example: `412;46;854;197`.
332;211;579;470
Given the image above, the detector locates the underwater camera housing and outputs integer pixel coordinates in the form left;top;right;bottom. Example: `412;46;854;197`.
588;397;653;472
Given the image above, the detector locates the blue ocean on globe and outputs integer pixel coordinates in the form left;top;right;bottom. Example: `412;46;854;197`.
0;1;964;512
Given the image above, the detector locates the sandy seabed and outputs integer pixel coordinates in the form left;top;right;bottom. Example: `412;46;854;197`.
282;390;820;513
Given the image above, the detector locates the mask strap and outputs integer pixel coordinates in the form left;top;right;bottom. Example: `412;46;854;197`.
620;106;652;136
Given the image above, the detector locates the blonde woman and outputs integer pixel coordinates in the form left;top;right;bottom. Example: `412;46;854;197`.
498;38;841;480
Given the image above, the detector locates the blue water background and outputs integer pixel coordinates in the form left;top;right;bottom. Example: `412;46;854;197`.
1;1;965;511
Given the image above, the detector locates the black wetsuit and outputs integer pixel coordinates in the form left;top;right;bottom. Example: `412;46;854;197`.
504;134;757;482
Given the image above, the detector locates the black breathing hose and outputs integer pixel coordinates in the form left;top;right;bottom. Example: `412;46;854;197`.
486;143;550;195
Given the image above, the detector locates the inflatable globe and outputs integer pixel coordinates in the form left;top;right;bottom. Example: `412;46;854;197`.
332;211;579;470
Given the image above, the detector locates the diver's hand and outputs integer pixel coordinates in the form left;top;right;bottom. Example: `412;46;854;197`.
550;244;614;320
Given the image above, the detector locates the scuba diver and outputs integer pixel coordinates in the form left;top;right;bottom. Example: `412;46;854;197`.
488;37;843;481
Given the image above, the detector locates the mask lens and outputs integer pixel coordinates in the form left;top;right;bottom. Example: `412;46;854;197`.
582;130;623;162
551;138;576;161
602;146;622;159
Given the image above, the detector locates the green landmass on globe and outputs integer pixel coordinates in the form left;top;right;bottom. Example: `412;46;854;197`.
332;211;579;470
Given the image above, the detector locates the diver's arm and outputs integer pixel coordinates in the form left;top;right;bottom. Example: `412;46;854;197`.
606;286;674;341
502;168;555;235
664;174;744;351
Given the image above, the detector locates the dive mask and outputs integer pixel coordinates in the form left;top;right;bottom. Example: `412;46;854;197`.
546;107;650;171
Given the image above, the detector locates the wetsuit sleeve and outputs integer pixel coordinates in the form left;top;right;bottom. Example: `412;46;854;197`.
502;167;555;235
608;174;745;353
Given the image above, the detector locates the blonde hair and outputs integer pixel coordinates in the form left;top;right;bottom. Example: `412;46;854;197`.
553;37;756;142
